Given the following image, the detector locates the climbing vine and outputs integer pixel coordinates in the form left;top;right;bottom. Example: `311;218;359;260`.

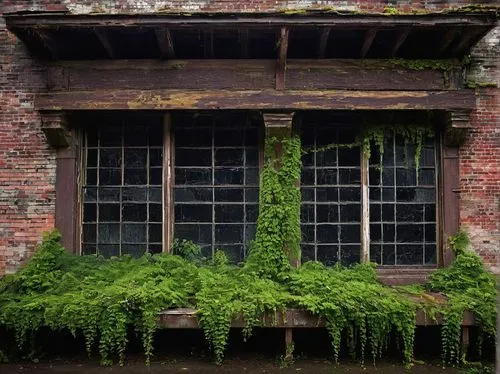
246;135;302;279
0;132;495;368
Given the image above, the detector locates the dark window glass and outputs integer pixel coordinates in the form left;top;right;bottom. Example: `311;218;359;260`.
300;120;361;266
173;113;259;260
369;134;436;265
82;121;163;256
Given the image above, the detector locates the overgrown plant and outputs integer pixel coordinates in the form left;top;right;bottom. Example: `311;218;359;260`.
428;231;497;366
246;135;302;279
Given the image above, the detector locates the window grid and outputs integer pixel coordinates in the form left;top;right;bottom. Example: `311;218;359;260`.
173;113;259;263
301;124;362;266
368;134;437;265
82;124;163;257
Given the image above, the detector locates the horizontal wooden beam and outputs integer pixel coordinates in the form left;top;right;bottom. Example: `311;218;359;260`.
36;88;476;111
47;59;463;92
6;14;497;29
157;307;477;329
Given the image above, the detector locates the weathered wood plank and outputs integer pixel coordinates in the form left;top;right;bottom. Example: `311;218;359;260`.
276;27;289;90
6;14;497;28
36;89;476;111
47;59;462;92
156;308;477;329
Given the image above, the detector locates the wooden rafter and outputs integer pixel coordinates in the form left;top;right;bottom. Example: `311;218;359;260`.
154;27;175;59
439;29;460;55
203;29;213;58
450;28;488;57
276;26;289;90
360;29;377;58
94;29;116;59
32;29;59;59
391;28;411;57
238;28;249;58
317;27;331;59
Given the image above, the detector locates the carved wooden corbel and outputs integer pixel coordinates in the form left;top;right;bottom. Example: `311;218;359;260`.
445;110;472;147
41;112;71;148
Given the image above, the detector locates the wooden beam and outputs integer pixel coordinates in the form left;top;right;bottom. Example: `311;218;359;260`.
156;307;477;329
155;27;175;59
391;28;411;57
450;27;489;57
276;27;289;90
94;29;116;59
6;14;497;28
36;88;476;111
318;27;331;58
360;29;377;58
47;59;462;92
203;29;213;58
440;29;460;55
32;29;59;59
238;28;249;58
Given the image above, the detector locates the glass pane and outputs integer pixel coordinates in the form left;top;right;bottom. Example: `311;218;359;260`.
124;149;148;168
175;204;212;222
122;224;147;243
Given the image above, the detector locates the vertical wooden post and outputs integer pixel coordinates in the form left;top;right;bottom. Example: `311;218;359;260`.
441;110;471;266
41;112;79;253
360;147;370;263
284;328;294;362
163;113;174;253
461;326;470;360
262;112;299;267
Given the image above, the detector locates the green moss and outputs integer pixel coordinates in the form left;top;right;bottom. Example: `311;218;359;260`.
390;59;454;71
464;80;497;89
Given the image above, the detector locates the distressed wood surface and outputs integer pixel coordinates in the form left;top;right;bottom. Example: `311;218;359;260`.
6;14;497;28
36;89;476;111
47;59;462;92
156;307;476;329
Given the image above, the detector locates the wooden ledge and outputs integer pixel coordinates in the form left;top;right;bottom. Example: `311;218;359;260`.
157;307;476;329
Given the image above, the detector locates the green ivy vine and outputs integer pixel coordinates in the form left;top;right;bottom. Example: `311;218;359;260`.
246;135;302;279
0;132;495;368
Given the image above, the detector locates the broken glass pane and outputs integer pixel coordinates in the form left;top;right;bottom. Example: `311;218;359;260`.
215;224;243;244
175;168;211;185
149;203;162;222
124;149;147;168
396;224;423;243
149;167;162;185
215;149;244;166
317;169;337;185
83;203;97;222
122;223;147;243
175;204;212;222
98;223;120;244
396;244;423;265
176;149;212;167
175;187;212;202
100;149;122;167
215;204;244;223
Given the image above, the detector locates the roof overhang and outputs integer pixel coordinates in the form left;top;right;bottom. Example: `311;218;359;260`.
4;11;498;60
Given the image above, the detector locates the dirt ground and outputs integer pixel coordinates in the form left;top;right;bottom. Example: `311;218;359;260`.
0;359;468;374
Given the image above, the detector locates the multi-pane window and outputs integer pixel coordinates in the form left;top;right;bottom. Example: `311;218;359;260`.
369;135;437;265
301;124;362;266
173;113;260;263
300;115;437;267
82;122;163;257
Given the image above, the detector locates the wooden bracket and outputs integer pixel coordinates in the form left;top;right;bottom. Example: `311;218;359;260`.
445;110;472;146
32;29;60;60
94;29;116;59
155;27;175;59
41;112;70;148
263;112;294;139
276;27;289;90
360;29;377;58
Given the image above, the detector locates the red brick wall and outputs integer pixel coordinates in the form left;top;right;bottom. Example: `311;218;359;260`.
0;1;498;274
1;0;496;14
0;18;56;275
461;28;500;273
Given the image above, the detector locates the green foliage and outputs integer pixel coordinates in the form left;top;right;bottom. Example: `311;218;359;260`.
361;124;434;177
428;231;496;366
288;262;416;365
246;135;302;279
0;133;495;370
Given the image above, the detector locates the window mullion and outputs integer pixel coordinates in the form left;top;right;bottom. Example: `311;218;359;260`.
360;144;370;263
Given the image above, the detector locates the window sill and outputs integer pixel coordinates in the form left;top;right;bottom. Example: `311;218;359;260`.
376;266;437;286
